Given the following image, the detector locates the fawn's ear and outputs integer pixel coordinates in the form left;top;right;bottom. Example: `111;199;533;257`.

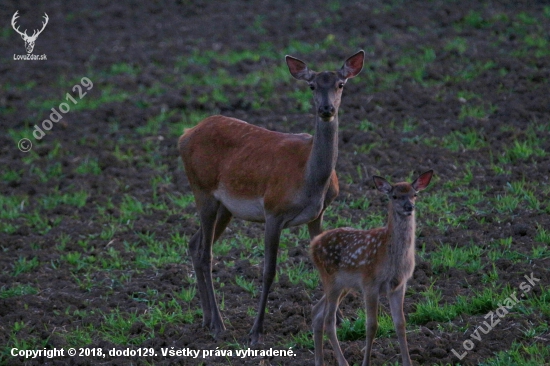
286;55;315;81
338;50;364;79
412;170;434;191
373;175;393;194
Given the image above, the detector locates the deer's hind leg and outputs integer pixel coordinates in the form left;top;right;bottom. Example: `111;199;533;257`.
190;196;231;336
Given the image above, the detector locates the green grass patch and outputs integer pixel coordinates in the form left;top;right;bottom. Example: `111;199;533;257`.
535;225;550;245
498;139;546;164
428;243;483;273
0;195;27;220
426;129;489;152
0;284;38;298
12;257;40;276
109;63;140;76
75;157;102;175
479;340;550;366
132;235;187;268
459;103;496;120
40;190;89;210
410;285;506;325
444;37;468;55
283;261;319;291
338;308;396;341
235;276;258;297
29;85;130;112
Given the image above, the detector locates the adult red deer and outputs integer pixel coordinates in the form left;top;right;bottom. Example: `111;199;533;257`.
178;50;364;344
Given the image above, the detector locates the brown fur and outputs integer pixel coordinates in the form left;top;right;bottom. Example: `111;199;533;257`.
179;115;337;214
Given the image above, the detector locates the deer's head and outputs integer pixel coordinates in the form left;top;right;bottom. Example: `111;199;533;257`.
285;50;364;122
12;11;49;54
373;170;434;217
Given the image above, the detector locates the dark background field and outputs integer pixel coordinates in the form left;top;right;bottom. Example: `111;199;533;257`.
1;1;549;365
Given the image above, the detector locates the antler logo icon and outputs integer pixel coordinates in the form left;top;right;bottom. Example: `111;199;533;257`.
11;11;49;54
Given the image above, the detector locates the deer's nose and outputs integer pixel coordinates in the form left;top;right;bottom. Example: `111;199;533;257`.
404;201;415;212
318;105;335;116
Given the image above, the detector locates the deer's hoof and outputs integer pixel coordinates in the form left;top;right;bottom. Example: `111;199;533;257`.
249;331;263;345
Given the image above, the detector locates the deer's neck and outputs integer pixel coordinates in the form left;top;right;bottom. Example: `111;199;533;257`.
386;206;416;258
304;115;338;191
380;205;416;289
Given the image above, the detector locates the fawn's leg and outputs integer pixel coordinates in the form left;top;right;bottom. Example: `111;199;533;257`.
389;285;412;366
312;295;326;366
362;291;379;366
325;289;349;366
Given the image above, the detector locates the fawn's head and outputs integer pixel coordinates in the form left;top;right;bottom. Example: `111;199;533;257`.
373;170;433;217
285;50;364;122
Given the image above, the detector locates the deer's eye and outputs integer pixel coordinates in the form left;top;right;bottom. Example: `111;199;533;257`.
309;84;315;90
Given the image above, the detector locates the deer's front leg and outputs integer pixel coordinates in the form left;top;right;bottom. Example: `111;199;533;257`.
308;210;325;239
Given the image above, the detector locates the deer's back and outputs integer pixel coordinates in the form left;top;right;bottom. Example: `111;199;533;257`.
179;115;322;213
311;226;414;293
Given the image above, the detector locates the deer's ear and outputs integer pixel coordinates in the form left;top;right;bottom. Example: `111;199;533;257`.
286;55;314;81
412;170;433;191
373;176;392;194
338;50;364;79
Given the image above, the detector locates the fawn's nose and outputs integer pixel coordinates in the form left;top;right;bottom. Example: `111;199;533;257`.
404;202;415;214
318;105;335;118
